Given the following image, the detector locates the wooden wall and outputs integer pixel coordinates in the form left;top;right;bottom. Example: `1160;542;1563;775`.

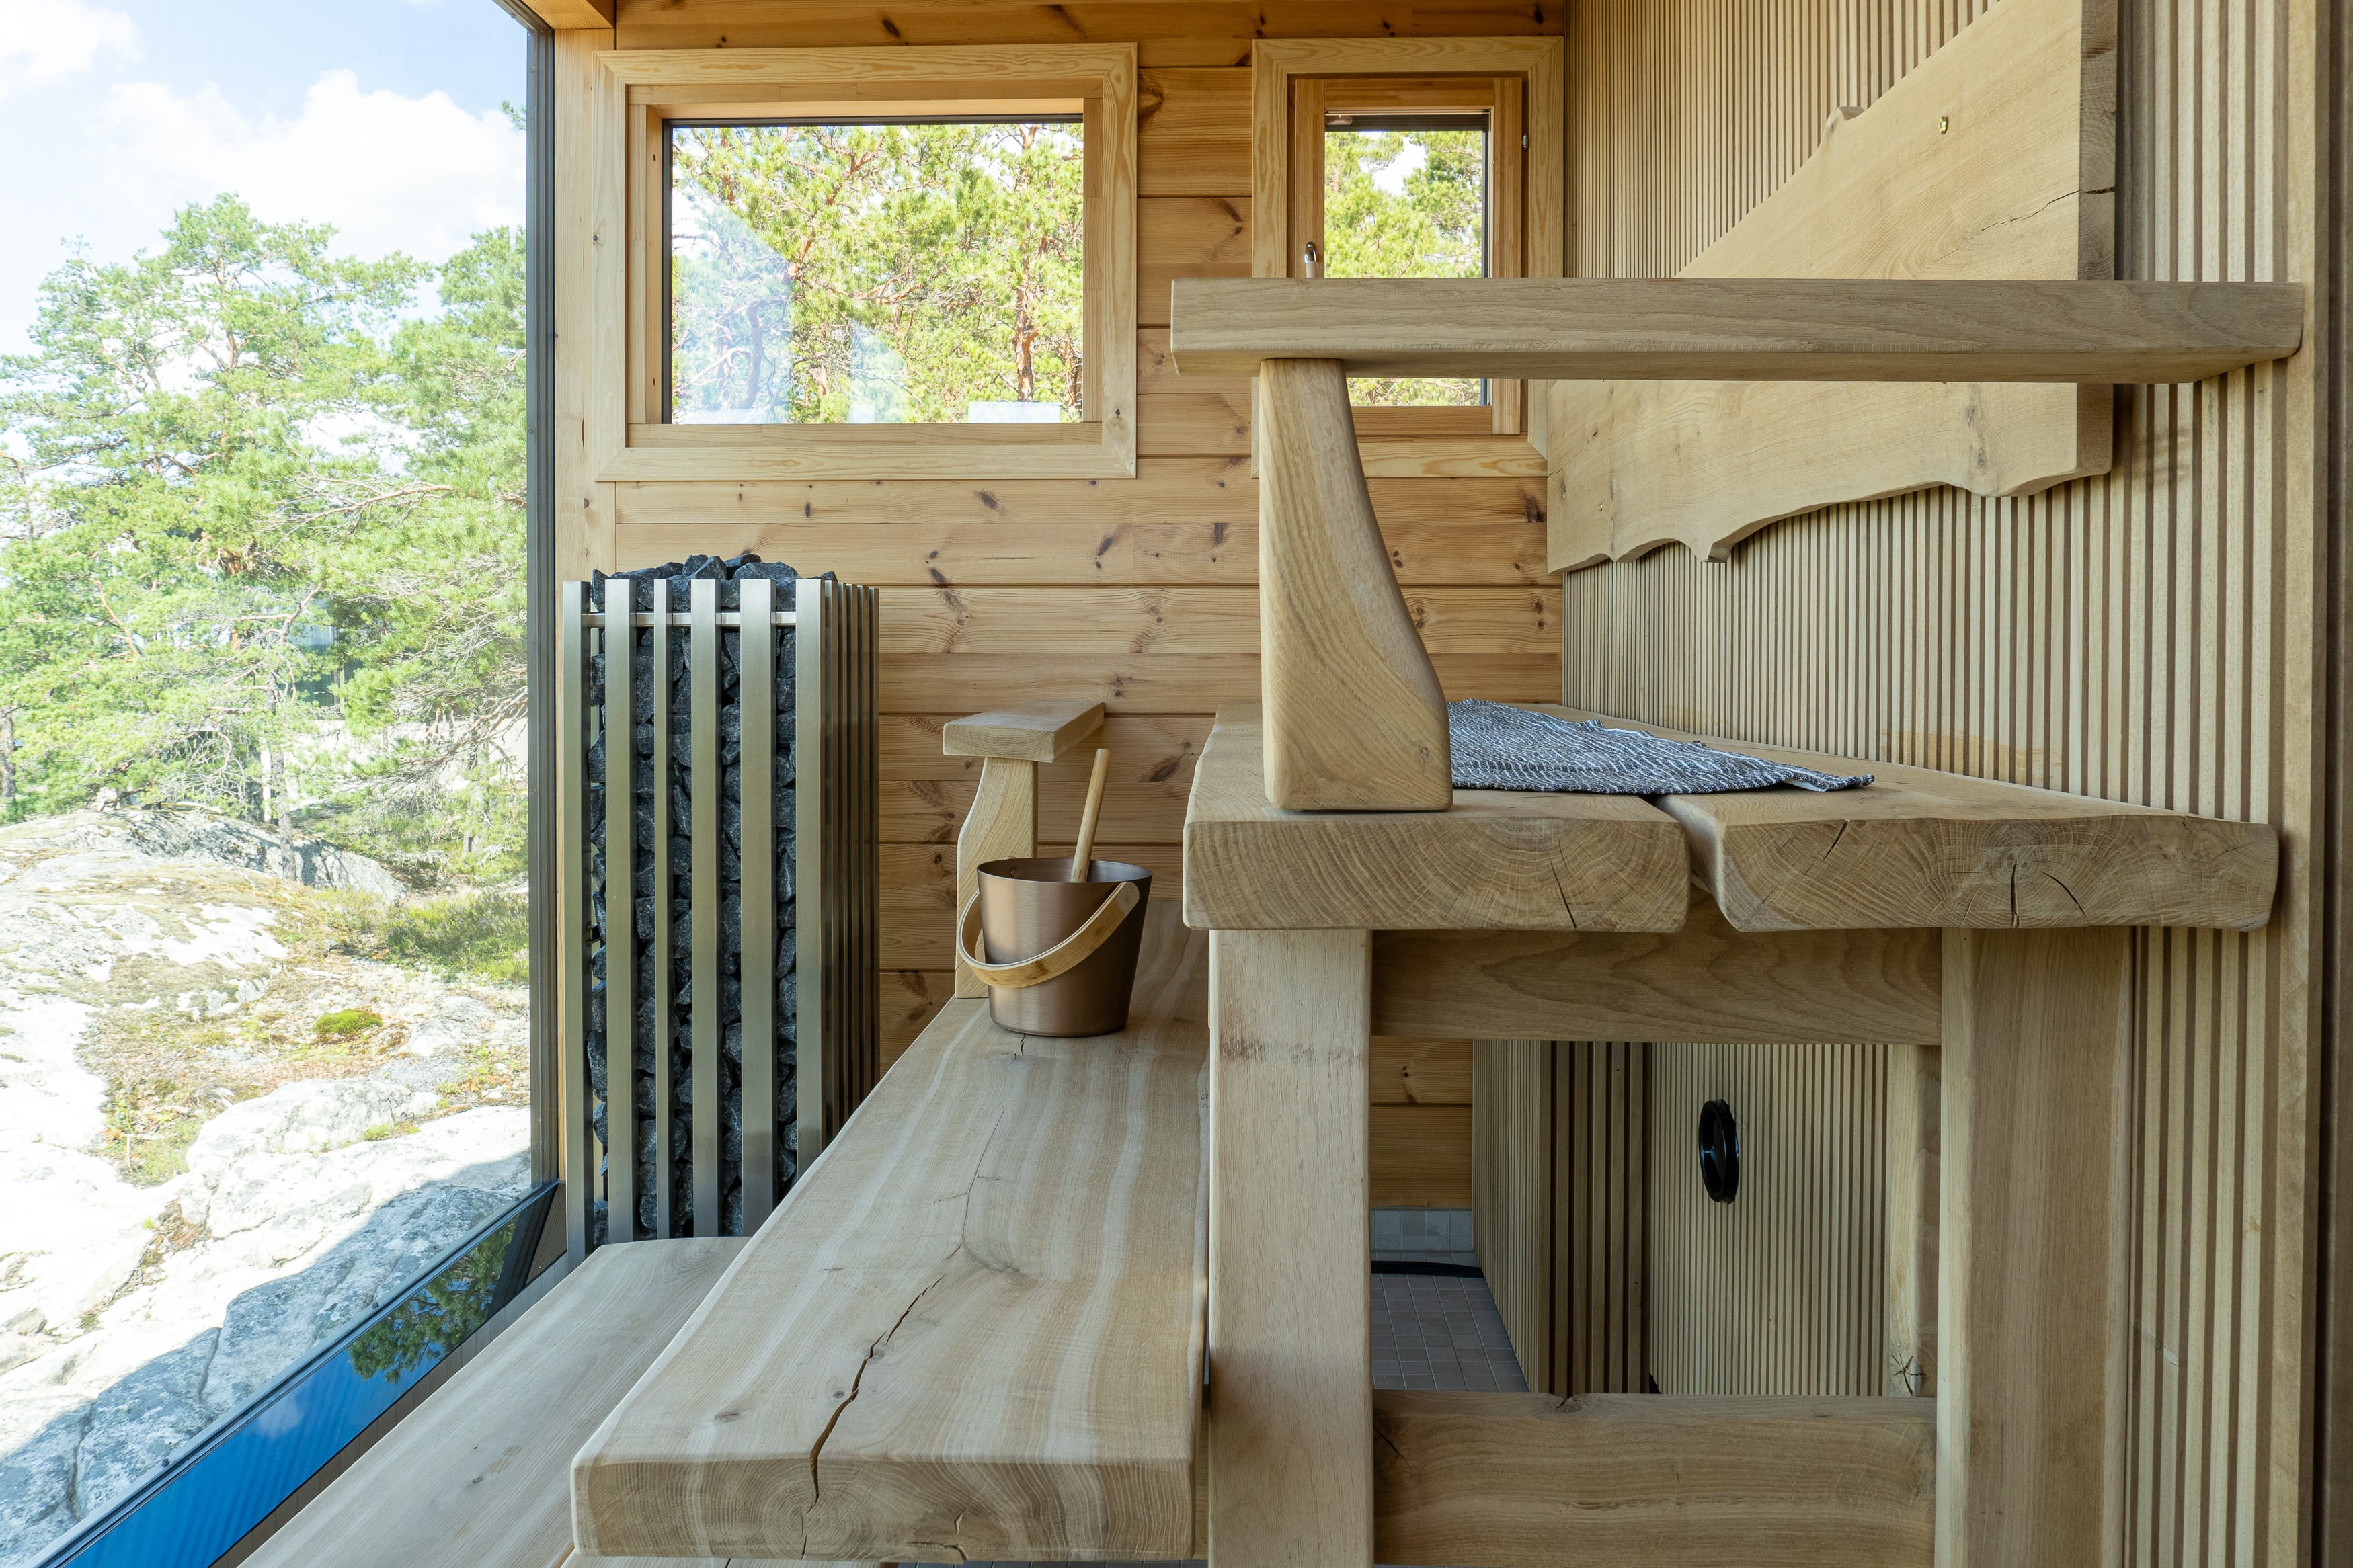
1558;0;2337;1563
555;0;1568;1206
1474;1040;1649;1397
1648;1042;1887;1397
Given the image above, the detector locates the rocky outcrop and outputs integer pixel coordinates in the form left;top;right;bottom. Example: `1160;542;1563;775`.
115;810;406;901
0;816;529;1566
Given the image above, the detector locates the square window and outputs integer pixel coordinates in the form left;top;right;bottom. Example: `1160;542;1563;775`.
596;45;1138;481
667;118;1088;427
1252;39;1561;460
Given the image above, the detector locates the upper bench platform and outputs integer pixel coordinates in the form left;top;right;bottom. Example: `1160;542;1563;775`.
1183;705;2279;932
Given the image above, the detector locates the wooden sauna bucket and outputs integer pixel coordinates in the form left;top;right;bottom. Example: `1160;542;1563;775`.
958;857;1152;1036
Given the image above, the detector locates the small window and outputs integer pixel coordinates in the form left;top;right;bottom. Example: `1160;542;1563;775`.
1254;40;1560;452
600;45;1138;481
667;117;1087;427
1321;110;1491;409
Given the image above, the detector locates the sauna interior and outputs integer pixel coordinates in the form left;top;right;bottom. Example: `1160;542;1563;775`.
133;0;2353;1565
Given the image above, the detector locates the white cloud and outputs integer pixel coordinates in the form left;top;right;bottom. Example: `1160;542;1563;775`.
0;0;136;97
95;69;523;267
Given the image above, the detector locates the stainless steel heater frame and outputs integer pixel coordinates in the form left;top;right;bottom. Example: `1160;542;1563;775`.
557;574;878;1260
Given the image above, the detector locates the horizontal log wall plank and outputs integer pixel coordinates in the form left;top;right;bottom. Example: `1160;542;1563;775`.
876;585;1558;655
1373;1038;1471;1106
1373;1105;1474;1208
614;0;1559;65
881;651;1563;713
1138;67;1251;194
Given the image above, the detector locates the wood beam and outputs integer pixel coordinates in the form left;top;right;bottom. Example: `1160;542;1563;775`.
1186;708;1689;932
1372;1391;1936;1567
1255;358;1452;809
942;700;1105;762
1209;927;1373;1568
518;0;614;26
1937;928;2132;1567
1169;277;2304;383
953;755;1037;996
1373;893;1942;1044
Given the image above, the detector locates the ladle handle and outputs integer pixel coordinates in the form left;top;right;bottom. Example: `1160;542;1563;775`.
1070;747;1111;881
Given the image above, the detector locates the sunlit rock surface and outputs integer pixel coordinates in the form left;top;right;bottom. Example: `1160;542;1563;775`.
0;813;531;1565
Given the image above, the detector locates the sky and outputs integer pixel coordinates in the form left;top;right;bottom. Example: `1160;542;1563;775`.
0;0;526;350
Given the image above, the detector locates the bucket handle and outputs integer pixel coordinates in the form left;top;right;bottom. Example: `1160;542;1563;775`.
957;880;1142;991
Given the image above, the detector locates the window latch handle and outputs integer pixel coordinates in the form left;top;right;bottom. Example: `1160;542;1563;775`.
1301;241;1322;278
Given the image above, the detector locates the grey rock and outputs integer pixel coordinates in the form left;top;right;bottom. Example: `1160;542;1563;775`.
0;1403;87;1568
115;810;405;900
71;1333;218;1517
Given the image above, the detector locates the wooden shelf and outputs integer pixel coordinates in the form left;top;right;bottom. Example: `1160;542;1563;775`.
571;905;1209;1565
1168;277;2304;384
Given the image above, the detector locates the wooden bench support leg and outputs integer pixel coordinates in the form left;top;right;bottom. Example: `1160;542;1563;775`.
955;755;1037;997
1209;927;1373;1568
1938;927;2132;1567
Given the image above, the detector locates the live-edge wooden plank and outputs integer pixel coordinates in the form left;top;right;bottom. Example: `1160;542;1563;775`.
571;905;1207;1564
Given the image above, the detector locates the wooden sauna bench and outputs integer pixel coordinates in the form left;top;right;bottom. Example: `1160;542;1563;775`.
569;895;1211;1567
1186;701;2278;1568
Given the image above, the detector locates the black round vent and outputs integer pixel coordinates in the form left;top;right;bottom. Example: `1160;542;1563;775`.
1697;1099;1740;1204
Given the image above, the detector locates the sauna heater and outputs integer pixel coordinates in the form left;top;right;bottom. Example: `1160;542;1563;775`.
559;563;878;1251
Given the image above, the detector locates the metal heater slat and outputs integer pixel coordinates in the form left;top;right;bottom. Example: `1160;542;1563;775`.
794;576;826;1167
558;582;590;1264
739;577;777;1229
689;579;722;1233
649;577;674;1238
859;585;879;1106
600;594;635;1243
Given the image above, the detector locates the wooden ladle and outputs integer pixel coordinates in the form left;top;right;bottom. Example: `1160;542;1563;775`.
1069;747;1111;881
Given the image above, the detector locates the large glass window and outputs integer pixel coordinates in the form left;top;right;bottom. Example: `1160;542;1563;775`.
668;118;1086;427
0;5;534;1560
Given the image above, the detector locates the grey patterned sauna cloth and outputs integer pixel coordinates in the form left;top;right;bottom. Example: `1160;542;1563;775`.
1448;700;1872;795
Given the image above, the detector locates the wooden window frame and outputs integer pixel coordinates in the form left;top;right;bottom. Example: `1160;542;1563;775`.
588;45;1138;481
1252;38;1562;474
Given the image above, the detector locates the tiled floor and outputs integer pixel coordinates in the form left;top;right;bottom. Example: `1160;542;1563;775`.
1371;1269;1527;1393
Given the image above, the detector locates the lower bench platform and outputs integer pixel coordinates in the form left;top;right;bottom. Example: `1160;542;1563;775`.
243;1236;744;1568
569;903;1211;1566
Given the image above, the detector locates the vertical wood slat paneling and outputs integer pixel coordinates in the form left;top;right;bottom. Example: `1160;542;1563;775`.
1559;1042;1648;1395
1647;1042;1888;1397
559;581;592;1264
1472;1041;1554;1391
1472;1040;1648;1397
1564;1;2323;1562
